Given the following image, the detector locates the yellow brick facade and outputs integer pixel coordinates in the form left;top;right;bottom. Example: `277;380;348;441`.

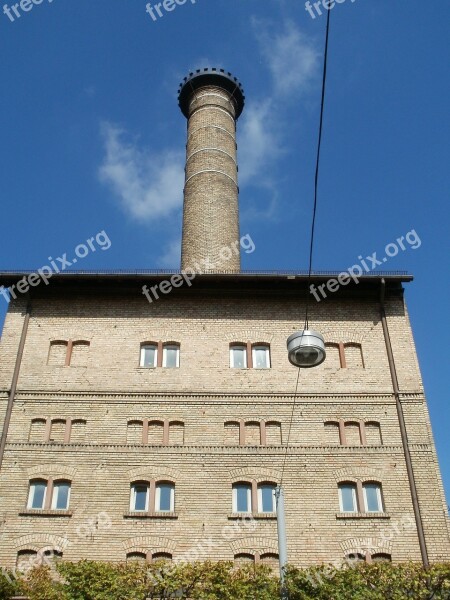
0;278;449;570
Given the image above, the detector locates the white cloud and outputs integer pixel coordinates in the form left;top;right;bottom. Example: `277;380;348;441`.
238;100;279;186
236;19;319;218
159;238;181;268
99;122;184;222
251;18;319;97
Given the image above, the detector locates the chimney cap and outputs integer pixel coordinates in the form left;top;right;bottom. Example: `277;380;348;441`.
178;68;245;119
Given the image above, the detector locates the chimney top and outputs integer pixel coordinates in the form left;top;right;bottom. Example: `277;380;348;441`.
178;67;245;119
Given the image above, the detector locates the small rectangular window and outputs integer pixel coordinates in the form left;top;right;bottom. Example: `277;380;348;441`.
163;346;179;368
131;484;149;512
156;483;174;512
230;346;247;369
140;345;157;368
51;482;71;510
233;484;251;513
28;481;47;510
253;346;270;369
258;484;276;513
339;484;358;512
363;483;383;512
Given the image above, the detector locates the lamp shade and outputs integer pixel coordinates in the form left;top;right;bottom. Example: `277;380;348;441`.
286;330;326;368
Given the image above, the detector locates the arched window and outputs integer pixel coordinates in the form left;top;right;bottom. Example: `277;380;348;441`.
29;418;47;443
49;419;66;443
169;421;184;445
224;421;240;446
324;421;340;445
71;419;87;444
162;343;180;368
324;343;341;369
27;479;48;510
345;552;365;565
245;422;261;446
365;422;382;446
344;421;361;446
130;481;149;512
155;482;175;512
148;420;164;445
344;343;364;368
70;341;90;367
260;553;279;571
152;552;172;563
230;344;247;369
126;552;147;564
338;482;358;513
372;553;391;563
252;345;271;369
257;483;276;513
51;480;71;511
363;482;384;513
234;553;255;566
140;343;158;368
265;422;282;445
127;420;144;445
232;482;252;513
48;341;68;366
16;550;38;573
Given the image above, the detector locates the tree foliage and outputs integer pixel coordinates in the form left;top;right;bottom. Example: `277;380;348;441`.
0;560;448;600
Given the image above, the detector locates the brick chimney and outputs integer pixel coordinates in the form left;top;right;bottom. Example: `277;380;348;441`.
178;68;245;272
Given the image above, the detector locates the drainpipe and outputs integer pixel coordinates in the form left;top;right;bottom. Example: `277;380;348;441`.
380;278;429;568
0;296;31;472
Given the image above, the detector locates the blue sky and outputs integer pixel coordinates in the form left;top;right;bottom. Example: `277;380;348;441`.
0;1;448;502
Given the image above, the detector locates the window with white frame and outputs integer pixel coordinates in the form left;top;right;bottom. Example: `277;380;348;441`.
230;345;247;369
51;481;71;510
162;345;180;368
155;482;174;512
363;482;383;512
130;482;149;512
339;483;358;513
140;344;157;368
252;346;271;369
232;482;252;513
27;479;71;511
27;480;47;510
258;483;276;513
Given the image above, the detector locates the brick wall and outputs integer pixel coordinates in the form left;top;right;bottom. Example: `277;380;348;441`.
0;286;448;569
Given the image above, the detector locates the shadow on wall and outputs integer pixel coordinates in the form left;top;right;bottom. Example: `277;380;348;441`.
0;302;7;338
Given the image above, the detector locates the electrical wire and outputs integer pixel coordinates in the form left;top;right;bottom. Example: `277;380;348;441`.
280;9;331;487
304;7;331;331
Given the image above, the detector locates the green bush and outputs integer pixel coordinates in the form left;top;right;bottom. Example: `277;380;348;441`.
5;559;450;600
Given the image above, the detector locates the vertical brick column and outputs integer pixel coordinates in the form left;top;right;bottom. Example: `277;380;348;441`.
178;69;245;272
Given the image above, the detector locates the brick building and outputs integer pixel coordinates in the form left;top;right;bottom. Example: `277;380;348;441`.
0;69;449;572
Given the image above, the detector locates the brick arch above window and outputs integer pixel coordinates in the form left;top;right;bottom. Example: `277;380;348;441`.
340;536;392;557
122;535;177;554
229;536;278;555
26;464;77;481
229;467;280;484
127;466;180;482
224;331;274;344
15;534;70;555
333;467;384;482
